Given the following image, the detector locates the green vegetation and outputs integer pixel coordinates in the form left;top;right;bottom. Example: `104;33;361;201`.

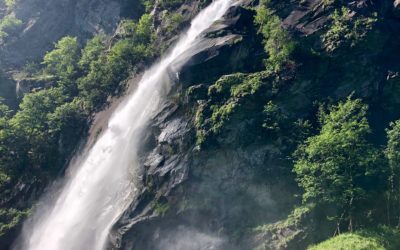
165;12;184;33
154;202;170;217
385;120;400;226
0;0;398;248
194;72;271;145
308;227;400;250
43;37;79;81
254;204;315;250
262;101;287;133
3;0;16;9
308;233;385;250
0;11;157;239
294;97;387;231
255;0;295;71
78;14;155;109
0;209;29;236
322;7;377;52
0;15;22;44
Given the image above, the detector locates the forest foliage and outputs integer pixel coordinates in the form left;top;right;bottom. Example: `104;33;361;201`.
0;0;399;248
0;11;157;236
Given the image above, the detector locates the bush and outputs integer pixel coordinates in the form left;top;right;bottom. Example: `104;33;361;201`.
4;0;15;9
0;209;29;236
0;15;22;44
309;226;400;250
194;73;269;145
165;13;184;33
322;7;377;52
384;120;400;225
255;1;295;71
308;233;385;250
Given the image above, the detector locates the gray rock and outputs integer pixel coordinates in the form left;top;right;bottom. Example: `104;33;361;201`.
144;150;165;171
1;0;142;66
158;118;189;145
282;0;330;36
394;0;400;17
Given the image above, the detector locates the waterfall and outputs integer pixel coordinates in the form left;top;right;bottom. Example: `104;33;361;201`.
15;0;235;249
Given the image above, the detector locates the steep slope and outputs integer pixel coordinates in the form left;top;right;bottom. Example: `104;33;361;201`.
1;0;400;249
0;0;144;66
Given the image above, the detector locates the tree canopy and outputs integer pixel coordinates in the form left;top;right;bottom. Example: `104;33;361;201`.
293;97;387;230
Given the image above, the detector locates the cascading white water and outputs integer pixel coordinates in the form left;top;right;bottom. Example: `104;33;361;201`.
15;1;235;249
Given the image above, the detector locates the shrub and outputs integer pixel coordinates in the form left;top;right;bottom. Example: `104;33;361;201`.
0;209;29;236
165;13;184;33
0;15;22;44
255;1;295;71
308;233;384;250
195;73;267;145
308;226;400;250
322;7;377;52
4;0;15;9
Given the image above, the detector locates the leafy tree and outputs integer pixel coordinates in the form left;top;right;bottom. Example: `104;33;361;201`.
262;101;287;133
134;14;154;43
4;0;15;9
322;7;377;52
76;13;156;110
78;35;105;72
385;120;400;226
48;98;87;158
293;97;387;231
0;15;22;44
0;100;13;183
255;0;295;71
42;36;79;80
119;14;154;41
9;88;67;168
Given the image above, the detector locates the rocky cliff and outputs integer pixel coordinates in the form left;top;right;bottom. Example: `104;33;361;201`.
0;0;144;67
1;0;400;249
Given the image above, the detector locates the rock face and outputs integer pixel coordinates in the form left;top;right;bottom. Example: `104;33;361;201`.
179;5;264;84
1;0;143;66
106;4;281;249
395;0;400;17
106;0;400;249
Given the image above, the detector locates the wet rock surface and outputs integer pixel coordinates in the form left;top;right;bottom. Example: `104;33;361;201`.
107;4;286;249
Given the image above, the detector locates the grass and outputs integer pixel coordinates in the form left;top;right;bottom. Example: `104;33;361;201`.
308;227;400;250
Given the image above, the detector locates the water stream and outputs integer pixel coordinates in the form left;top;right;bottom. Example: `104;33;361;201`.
15;0;235;249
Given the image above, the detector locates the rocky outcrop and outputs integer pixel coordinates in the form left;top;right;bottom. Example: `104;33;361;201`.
1;0;143;67
15;75;55;97
179;5;265;84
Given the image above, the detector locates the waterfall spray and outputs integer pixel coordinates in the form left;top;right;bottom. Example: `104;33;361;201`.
15;0;235;249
